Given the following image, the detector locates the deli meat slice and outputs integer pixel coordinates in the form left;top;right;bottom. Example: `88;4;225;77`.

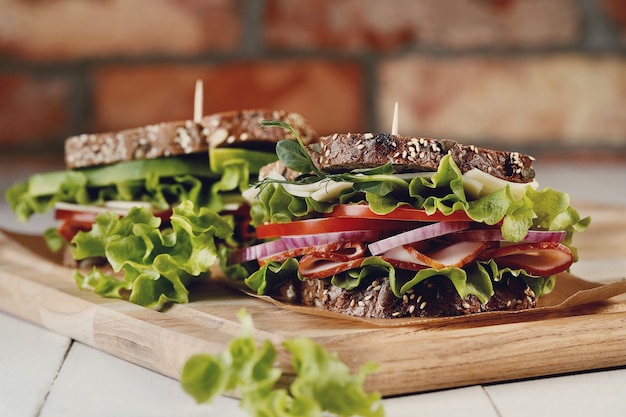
260;241;366;265
479;242;574;276
298;257;366;279
297;242;367;279
381;241;491;270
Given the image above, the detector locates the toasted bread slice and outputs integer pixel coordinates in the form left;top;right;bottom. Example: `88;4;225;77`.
65;109;316;169
317;133;536;183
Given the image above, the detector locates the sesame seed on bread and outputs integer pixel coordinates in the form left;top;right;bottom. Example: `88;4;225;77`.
316;133;536;183
274;276;536;319
64;109;317;169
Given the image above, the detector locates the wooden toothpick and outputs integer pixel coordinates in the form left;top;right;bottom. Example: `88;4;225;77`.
194;79;203;123
391;101;399;135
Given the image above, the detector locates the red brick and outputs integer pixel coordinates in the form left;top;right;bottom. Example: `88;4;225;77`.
0;73;71;152
90;60;364;136
264;0;581;51
0;0;241;61
378;55;626;147
599;0;626;41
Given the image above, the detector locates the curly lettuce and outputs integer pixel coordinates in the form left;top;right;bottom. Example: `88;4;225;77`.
251;154;590;248
181;309;384;417
72;200;232;307
6;156;219;222
243;256;554;306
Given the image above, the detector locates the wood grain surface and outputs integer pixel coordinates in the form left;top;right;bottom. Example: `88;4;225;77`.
1;202;625;397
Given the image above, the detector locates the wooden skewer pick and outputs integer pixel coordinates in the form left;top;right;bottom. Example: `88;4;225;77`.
194;79;203;123
391;101;399;135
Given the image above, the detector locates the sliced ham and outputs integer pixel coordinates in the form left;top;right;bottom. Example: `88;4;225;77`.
298;256;366;279
381;241;491;270
260;241;366;266
479;242;574;276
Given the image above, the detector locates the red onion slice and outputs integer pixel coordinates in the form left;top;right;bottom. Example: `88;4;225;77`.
282;230;386;250
227;239;287;265
368;221;471;256
450;229;566;243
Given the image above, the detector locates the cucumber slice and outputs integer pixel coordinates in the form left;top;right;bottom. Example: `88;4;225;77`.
209;148;277;174
26;155;216;197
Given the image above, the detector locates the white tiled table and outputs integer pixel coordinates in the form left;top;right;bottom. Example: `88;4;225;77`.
2;158;626;417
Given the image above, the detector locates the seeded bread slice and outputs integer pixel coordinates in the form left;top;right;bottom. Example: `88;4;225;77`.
202;109;316;149
65;109;317;169
279;276;536;319
316;133;536;183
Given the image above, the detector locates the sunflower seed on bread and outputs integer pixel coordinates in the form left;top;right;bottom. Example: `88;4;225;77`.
317;133;535;183
65;109;317;169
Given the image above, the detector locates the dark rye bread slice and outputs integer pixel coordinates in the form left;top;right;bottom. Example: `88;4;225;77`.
65;110;317;169
316;133;536;183
273;276;536;319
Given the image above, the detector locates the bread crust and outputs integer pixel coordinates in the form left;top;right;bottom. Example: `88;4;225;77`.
276;276;537;318
202;109;316;150
317;133;536;183
65;110;316;169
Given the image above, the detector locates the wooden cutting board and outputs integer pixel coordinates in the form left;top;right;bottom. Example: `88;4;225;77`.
1;202;626;397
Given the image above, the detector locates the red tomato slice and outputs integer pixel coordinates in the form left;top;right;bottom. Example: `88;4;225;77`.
327;204;473;222
55;209;99;224
255;217;423;239
57;219;92;242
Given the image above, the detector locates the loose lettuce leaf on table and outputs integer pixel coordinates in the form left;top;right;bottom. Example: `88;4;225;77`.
181;309;384;417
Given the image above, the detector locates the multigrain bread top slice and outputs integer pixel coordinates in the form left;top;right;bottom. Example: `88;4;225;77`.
65;109;317;169
315;133;536;183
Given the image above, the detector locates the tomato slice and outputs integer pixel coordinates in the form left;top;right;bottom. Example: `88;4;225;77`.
55;209;99;223
327;204;473;222
255;217;424;239
57;219;92;242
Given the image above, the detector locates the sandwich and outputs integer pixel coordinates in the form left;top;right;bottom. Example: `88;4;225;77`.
5;110;316;306
224;122;590;318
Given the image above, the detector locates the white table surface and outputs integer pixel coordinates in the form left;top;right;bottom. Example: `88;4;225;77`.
1;157;626;417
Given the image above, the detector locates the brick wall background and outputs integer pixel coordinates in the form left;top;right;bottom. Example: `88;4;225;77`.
0;0;624;161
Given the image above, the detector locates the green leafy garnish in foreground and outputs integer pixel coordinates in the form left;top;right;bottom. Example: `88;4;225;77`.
181;309;384;417
72;200;232;307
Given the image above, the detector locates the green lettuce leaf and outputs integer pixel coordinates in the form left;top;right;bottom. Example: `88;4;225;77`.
244;256;554;305
181;309;384;417
250;183;337;226
251;154;590;247
6;156;218;222
391;258;554;303
245;258;299;295
329;257;395;291
72;200;232;307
